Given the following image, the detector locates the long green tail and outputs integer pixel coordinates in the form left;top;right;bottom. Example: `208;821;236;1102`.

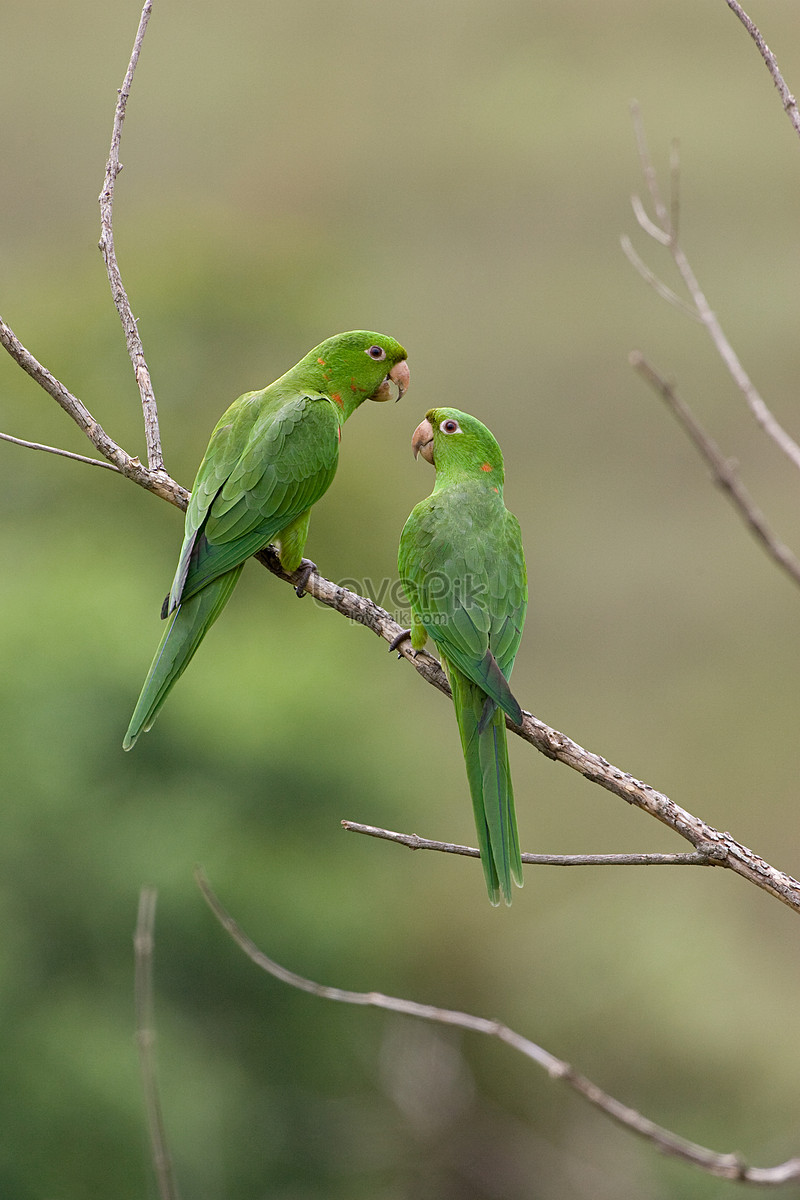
123;565;243;750
450;666;523;905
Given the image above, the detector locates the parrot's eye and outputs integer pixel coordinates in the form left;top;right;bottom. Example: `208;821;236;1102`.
440;418;461;434
366;345;387;361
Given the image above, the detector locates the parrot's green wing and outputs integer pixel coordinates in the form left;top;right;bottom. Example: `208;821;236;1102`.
124;394;340;750
399;489;527;718
170;392;339;609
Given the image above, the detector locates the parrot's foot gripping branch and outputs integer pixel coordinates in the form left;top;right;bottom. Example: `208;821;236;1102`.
388;628;413;657
292;558;317;598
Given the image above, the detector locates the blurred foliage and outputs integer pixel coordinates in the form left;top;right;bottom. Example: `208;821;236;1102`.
2;1;800;1197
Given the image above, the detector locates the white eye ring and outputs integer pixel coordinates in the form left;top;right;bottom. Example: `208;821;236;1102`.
440;418;461;434
366;345;387;361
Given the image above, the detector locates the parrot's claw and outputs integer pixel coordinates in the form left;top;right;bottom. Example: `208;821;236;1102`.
293;558;317;598
388;628;413;657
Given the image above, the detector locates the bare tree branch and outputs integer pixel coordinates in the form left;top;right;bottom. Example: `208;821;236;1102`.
0;430;118;471
341;822;714;867
628;103;800;474
0;315;186;506
629;194;671;246
619;234;699;320
98;0;164;472
1;0;172;495
195;867;800;1187
669;137;681;241
725;0;800;141
630;351;800;589
134;887;181;1200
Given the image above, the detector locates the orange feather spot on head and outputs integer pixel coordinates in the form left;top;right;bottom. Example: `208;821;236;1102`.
317;357;326;366
480;462;493;472
493;486;499;493
332;392;344;408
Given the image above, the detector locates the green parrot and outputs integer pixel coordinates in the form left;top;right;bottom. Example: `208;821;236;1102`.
124;330;409;750
397;408;527;905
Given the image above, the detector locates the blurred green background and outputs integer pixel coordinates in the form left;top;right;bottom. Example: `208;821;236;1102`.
2;1;800;1196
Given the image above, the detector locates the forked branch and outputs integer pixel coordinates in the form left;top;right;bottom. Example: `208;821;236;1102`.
0;314;184;504
626;101;800;476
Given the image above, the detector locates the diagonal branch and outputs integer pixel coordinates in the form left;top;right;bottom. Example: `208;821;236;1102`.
725;0;800;142
630;352;800;589
619;234;700;320
0;314;184;505
628;103;800;475
195;867;800;1187
98;0;163;472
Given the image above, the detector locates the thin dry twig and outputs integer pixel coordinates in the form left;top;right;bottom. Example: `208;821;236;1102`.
628;102;800;475
98;0;163;472
134;887;181;1200
669;137;681;241
341;821;714;867
195;866;800;1187
0;430;118;471
1;0;171;492
620;234;699;320
725;0;800;141
0;315;185;506
630;352;800;589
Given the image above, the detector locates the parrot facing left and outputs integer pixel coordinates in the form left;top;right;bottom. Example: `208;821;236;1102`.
397;408;527;905
123;330;409;750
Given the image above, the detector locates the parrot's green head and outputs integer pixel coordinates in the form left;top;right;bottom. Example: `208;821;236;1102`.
300;331;409;415
411;407;505;482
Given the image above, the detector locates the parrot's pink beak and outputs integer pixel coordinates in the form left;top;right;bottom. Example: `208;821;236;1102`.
370;358;410;403
412;417;434;464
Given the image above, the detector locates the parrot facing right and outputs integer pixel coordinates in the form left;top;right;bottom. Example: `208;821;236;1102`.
397;408;528;905
124;330;409;750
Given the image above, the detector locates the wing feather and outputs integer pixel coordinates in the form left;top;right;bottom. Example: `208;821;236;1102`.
399;484;527;721
169;392;339;609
